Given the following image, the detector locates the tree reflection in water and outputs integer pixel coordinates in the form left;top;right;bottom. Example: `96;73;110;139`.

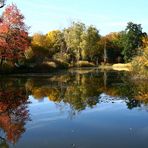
0;70;148;145
0;78;30;145
26;70;148;112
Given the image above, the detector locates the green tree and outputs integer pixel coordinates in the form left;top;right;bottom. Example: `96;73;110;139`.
64;22;86;62
80;25;100;63
105;32;123;63
98;32;124;63
122;22;146;62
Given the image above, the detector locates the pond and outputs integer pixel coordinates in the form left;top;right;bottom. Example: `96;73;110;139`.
0;68;148;148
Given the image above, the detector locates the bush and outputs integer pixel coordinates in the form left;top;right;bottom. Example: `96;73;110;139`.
131;48;148;78
53;53;71;63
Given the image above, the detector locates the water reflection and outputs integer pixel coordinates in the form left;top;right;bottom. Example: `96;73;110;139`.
0;69;148;146
26;70;148;111
0;78;30;145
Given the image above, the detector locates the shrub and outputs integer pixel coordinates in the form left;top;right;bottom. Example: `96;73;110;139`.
53;52;71;63
131;48;148;78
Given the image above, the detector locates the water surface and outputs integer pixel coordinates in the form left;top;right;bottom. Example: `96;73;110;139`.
0;69;148;148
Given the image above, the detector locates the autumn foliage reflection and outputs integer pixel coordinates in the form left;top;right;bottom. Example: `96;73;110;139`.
0;78;30;144
26;70;148;111
0;70;147;144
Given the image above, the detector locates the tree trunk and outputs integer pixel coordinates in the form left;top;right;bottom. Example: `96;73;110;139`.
96;57;99;66
0;57;4;70
104;41;107;64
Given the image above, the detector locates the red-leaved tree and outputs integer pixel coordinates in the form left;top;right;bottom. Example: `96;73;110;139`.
0;4;30;67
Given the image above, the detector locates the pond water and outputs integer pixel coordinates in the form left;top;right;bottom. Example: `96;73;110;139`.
0;68;148;148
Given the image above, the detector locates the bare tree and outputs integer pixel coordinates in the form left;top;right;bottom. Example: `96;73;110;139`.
0;0;6;8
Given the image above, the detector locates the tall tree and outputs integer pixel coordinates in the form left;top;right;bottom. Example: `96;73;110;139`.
98;32;123;63
80;25;100;62
64;22;85;62
105;32;123;63
0;4;30;67
122;22;146;62
31;33;49;63
46;30;66;56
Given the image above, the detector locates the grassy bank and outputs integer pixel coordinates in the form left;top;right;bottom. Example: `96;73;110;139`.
1;60;147;81
0;60;69;74
0;60;96;74
98;63;132;71
112;63;132;71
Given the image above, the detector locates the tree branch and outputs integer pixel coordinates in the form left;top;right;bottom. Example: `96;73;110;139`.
0;0;6;8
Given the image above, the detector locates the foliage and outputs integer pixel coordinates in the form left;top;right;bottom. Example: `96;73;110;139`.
53;52;71;63
0;4;30;68
80;25;100;62
98;32;124;63
46;30;66;54
31;30;66;64
64;22;101;63
121;22;146;62
131;45;148;78
0;78;30;144
64;22;86;62
32;33;47;47
31;33;49;63
0;5;147;74
24;47;34;60
25;71;148;112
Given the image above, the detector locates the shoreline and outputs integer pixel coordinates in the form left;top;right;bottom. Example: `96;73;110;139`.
0;63;132;75
1;63;147;80
98;63;132;71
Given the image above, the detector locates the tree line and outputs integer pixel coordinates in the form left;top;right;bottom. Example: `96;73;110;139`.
0;4;147;72
30;21;147;64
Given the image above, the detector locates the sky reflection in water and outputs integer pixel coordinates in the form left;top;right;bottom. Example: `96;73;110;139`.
0;69;148;148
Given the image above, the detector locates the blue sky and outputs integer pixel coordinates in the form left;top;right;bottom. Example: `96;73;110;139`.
1;0;148;35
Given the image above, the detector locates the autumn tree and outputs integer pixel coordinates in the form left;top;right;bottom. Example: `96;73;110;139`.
0;4;30;69
32;33;47;48
142;35;148;49
46;30;66;57
46;30;69;62
31;33;49;63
